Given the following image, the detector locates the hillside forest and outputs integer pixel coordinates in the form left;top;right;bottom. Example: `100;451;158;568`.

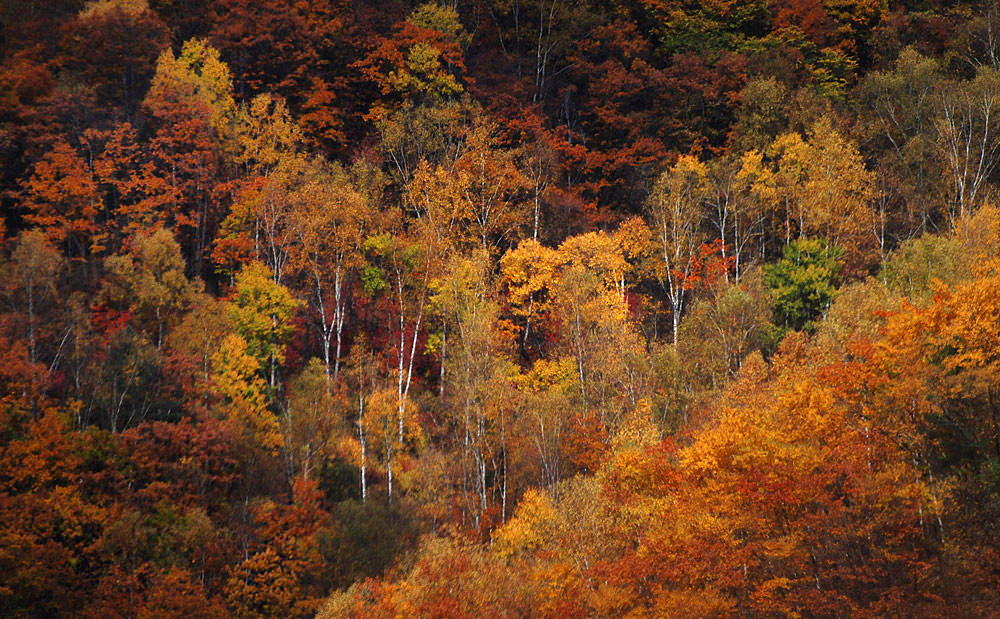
3;0;1000;616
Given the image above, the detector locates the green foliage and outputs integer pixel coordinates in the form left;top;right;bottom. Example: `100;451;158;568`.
764;238;843;332
361;264;388;294
881;234;968;302
645;0;771;56
808;49;858;101
361;233;422;296
227;262;301;380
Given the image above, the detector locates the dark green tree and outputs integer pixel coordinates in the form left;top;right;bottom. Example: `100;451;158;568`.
764;238;843;332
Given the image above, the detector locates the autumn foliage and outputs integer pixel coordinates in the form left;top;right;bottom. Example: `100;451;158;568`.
3;0;1000;616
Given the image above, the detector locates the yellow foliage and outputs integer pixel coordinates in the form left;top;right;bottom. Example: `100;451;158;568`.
492;488;558;560
146;38;237;140
211;334;282;452
499;238;560;318
761;118;876;265
650;586;736;618
79;0;148;18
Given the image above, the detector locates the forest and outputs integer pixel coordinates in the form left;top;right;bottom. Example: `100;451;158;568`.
2;0;1000;616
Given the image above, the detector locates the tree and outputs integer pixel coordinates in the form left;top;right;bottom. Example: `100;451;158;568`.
873;256;1000;522
791;118;876;261
3;230;63;364
284;359;344;482
361;232;433;444
678;268;775;385
647;155;711;344
219;163;297;285
664;337;935;616
211;333;281;452
164;294;232;410
375;99;477;190
232;93;303;176
103;228;201;350
89;326;163;432
935;66;1000;221
859;47;946;235
517;135;559;242
960;1;1000;70
433;252;515;528
405;116;527;254
207;0;347;117
449;119;526;252
498;238;560;353
729;150;774;278
91;122;179;251
709;154;769;282
360;387;420;503
227;262;301;387
214;95;308;283
557;20;745;211
764;238;843;332
551;232;639;418
22;140;102;261
319;533;532;617
359;2;469;120
145;38;237;142
223;479;332;617
290;159;372;385
510;357;576;490
731;77;790;153
761;119;876;269
142;38;234;272
61;0;169;111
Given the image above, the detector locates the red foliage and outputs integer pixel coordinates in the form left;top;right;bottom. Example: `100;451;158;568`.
675;238;737;291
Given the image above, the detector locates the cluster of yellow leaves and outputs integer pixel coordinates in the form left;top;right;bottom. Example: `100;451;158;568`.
103;228;201;348
226;262;301;379
211;334;281;452
753;117;877;266
500;227;638;338
146;38;237;140
232;93;303;176
79;0;149;19
405;117;525;253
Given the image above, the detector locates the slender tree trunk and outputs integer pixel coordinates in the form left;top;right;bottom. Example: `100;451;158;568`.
386;440;393;503
359;393;367;503
333;265;345;384
27;288;37;364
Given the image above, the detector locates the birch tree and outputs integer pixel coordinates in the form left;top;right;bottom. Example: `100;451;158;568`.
647;155;710;344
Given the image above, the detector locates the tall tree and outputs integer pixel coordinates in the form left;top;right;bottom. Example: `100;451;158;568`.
103;227;201;350
290;159;372;385
226;262;301;388
647;155;711;344
935;67;1000;221
3;230;63;364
